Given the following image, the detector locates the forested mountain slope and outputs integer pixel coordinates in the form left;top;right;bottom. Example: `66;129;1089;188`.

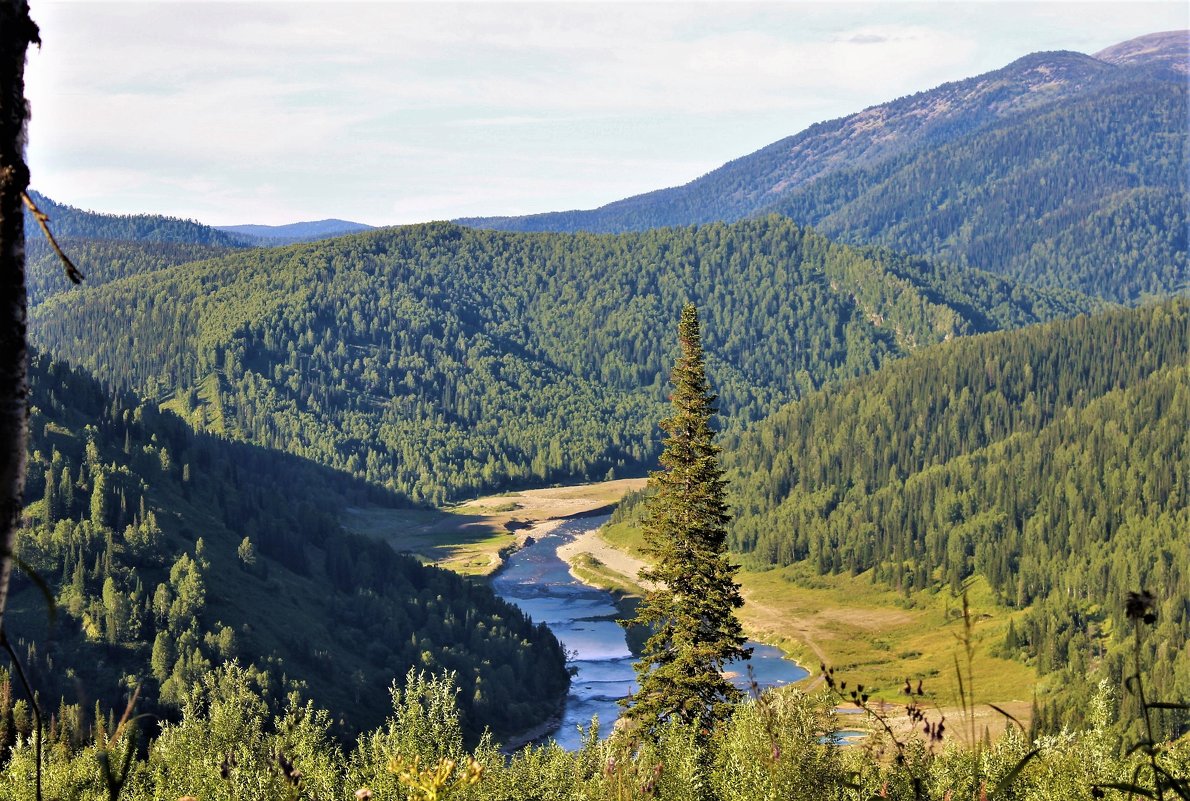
723;299;1188;733
25;192;252;247
9;353;569;740
30;217;1092;504
460;32;1188;303
24;197;379;305
764;71;1187;301
24;192;254;305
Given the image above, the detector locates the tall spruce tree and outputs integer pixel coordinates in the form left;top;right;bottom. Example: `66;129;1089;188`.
622;303;750;731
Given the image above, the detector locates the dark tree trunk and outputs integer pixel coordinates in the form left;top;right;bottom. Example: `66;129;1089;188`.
0;0;38;634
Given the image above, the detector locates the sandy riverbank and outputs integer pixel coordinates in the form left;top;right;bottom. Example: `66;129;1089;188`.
555;526;655;592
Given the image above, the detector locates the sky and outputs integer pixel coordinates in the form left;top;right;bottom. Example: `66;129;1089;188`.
23;1;1189;227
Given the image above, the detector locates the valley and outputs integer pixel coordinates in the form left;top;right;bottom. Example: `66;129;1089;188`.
341;478;647;576
561;502;1036;736
1;18;1186;799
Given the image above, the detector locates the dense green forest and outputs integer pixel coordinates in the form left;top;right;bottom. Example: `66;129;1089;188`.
29;216;1091;504
24;192;254;248
6;353;569;742
23;192;254;305
716;300;1188;737
25;238;238;305
461;38;1186;303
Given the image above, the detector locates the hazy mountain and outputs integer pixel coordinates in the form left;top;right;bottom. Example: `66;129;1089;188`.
765;71;1186;302
458;32;1188;303
1094;29;1189;74
216;219;376;245
24;196;378;304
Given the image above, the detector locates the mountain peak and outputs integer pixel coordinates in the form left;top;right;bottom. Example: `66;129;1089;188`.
1094;30;1189;74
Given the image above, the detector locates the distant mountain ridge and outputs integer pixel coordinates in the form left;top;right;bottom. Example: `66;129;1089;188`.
217;219;375;245
24;192;255;305
1094;29;1189;74
26;191;254;248
458;31;1188;303
24;196;377;304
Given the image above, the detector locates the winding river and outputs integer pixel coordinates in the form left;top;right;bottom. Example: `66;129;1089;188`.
492;515;809;750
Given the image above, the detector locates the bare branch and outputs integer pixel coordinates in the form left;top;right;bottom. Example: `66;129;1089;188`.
22;190;83;284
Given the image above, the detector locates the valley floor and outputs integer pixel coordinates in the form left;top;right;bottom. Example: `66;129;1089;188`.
568;511;1039;742
341;478;648;575
344;478;1038;741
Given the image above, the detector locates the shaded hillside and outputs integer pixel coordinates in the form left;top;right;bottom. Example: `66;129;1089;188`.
460;32;1188;302
30;217;1092;504
26;238;237;305
9;353;570;740
723;299;1188;734
24;192;253;305
25;192;253;247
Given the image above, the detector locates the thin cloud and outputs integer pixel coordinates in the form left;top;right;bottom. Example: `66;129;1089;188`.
23;1;1189;225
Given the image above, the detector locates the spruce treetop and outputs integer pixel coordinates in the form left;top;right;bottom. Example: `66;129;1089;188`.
622;303;749;733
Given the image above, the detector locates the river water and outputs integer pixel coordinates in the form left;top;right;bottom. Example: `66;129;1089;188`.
492;515;809;750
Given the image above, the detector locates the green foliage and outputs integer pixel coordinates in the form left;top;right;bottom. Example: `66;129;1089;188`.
30;216;1089;505
0;664;1184;801
25;237;240;307
725;299;1190;732
348;671;474;799
711;689;845;800
148;663;342;801
8;353;570;740
623;305;749;732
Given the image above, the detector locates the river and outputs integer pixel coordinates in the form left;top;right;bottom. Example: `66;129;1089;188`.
492;515;809;750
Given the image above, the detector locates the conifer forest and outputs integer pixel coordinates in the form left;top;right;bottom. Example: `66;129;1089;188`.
0;6;1187;800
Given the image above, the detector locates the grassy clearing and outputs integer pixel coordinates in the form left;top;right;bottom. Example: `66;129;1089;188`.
737;564;1036;710
160;372;227;435
341;506;510;575
591;517;1036;725
600;520;648;557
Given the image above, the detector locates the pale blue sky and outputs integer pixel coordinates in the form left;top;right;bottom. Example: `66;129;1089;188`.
24;1;1189;226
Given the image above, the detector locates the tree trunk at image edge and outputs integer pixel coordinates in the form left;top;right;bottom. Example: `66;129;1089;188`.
0;0;38;636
